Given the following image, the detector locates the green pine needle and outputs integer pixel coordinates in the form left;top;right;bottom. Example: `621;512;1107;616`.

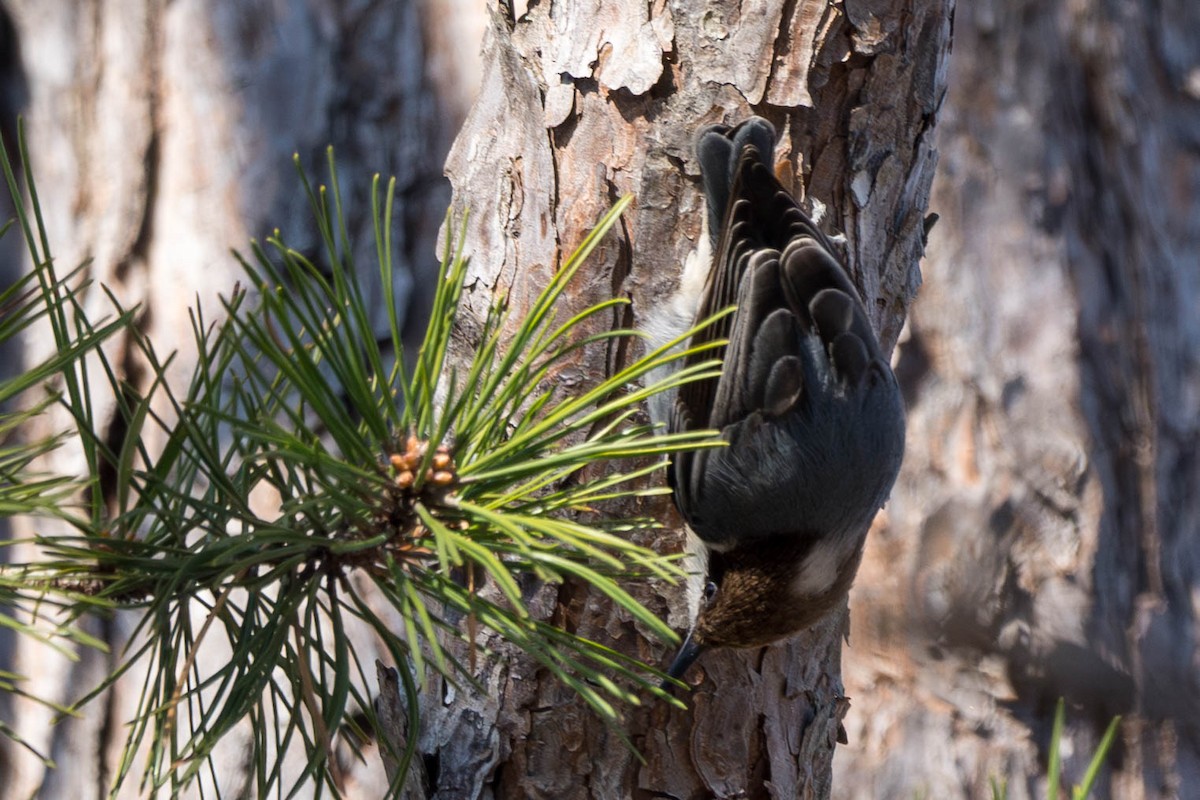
1;133;725;797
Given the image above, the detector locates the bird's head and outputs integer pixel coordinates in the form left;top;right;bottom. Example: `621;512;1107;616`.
666;532;865;680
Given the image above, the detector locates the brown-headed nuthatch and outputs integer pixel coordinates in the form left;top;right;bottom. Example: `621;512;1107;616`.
644;117;906;682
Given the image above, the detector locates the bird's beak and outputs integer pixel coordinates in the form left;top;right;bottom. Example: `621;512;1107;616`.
665;632;705;684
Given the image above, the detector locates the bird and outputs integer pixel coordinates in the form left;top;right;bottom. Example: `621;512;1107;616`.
643;117;906;681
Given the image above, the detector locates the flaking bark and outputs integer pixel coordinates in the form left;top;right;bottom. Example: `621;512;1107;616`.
430;2;950;797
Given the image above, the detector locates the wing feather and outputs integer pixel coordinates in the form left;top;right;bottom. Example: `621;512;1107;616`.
668;117;906;550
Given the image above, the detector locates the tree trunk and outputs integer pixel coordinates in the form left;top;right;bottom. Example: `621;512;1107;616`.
0;1;472;796
838;1;1200;798
428;3;950;797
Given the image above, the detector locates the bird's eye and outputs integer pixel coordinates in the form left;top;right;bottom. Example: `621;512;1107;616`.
703;581;718;603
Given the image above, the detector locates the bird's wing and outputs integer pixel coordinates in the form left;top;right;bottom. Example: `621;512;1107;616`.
670;117;904;547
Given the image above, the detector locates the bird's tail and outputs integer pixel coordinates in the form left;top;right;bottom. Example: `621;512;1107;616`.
696;118;778;249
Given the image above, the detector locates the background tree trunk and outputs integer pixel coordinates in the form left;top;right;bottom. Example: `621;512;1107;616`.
0;1;477;796
836;1;1200;797
429;2;949;797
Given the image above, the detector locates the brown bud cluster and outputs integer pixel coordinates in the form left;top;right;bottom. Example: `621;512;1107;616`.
385;435;457;491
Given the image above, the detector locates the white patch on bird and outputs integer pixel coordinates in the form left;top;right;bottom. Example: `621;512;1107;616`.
679;231;712;304
683;527;711;626
790;538;852;597
640;233;713;430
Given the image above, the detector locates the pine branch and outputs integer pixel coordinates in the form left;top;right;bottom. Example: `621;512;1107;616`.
1;135;726;796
